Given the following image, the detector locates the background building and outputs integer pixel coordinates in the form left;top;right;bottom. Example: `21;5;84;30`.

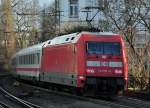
57;0;103;28
57;0;150;48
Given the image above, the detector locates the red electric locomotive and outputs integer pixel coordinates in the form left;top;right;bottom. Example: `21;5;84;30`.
11;32;128;95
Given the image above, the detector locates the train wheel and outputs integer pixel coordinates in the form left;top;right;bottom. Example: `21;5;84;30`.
75;88;83;96
71;87;83;96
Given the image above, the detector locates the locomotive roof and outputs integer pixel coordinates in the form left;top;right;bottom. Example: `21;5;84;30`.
81;32;118;36
49;33;79;45
46;32;118;46
12;32;119;58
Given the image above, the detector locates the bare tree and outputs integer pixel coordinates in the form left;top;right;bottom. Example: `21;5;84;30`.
13;0;39;49
40;4;57;42
0;0;16;71
100;0;150;90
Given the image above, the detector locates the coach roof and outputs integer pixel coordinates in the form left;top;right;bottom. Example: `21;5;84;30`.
14;41;47;56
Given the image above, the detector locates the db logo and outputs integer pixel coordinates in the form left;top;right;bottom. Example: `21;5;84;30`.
87;69;95;73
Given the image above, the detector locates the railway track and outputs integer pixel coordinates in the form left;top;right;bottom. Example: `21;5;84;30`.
0;86;42;108
113;96;150;108
1;75;150;108
21;82;132;108
0;101;12;108
0;72;11;77
21;82;150;108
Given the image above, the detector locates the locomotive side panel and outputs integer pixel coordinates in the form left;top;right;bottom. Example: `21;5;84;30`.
40;44;78;86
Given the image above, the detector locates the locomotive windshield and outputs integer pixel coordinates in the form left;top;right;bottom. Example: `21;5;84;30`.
87;42;121;55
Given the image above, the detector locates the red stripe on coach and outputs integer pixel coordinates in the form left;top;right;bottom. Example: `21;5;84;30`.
16;68;40;72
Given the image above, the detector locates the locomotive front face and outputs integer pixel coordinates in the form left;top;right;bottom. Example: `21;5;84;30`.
79;34;127;95
86;42;123;77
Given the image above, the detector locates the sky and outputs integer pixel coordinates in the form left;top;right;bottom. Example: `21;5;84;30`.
38;0;54;6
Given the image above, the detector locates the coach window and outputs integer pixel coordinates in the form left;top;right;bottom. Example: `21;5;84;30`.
30;55;32;64
31;54;33;64
23;56;24;64
37;53;40;64
32;54;34;64
31;54;34;64
28;55;29;64
19;56;20;64
24;55;25;64
30;54;32;64
21;56;23;64
34;54;36;64
20;56;22;64
28;55;30;64
22;56;24;64
26;55;28;64
34;53;36;64
25;55;26;64
20;56;23;64
18;57;20;65
27;55;29;64
21;56;22;64
25;55;27;64
32;54;35;64
29;55;31;64
22;56;25;64
23;56;25;64
29;54;31;64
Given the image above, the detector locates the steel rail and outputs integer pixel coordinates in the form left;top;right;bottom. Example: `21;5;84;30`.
113;96;150;108
0;101;12;108
0;87;42;108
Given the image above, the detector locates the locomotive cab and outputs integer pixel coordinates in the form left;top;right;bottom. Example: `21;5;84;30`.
76;33;128;95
